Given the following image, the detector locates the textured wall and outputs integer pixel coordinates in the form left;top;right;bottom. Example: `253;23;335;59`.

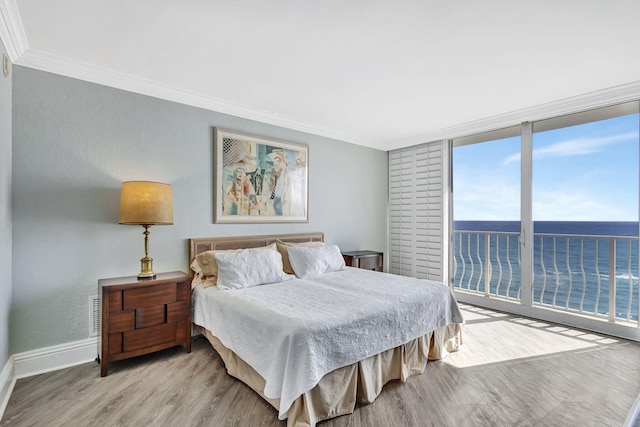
11;66;388;354
0;40;12;368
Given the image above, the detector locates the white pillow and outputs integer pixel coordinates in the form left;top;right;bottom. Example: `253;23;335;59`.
214;248;293;290
195;243;277;287
287;245;346;279
276;240;325;274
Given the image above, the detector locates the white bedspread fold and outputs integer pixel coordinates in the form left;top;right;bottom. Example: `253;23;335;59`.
192;267;463;420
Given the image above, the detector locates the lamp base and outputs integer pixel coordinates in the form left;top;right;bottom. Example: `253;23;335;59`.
138;256;156;280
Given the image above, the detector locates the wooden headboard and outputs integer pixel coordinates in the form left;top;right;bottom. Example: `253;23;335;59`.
189;232;324;274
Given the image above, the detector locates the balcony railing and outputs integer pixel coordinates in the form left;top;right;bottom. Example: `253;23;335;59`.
453;230;639;325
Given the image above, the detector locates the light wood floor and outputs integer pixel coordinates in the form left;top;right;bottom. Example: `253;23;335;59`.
2;304;640;427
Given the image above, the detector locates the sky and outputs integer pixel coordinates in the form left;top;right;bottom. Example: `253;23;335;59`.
453;113;640;221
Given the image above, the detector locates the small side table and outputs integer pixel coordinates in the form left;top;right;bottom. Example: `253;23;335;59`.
342;250;383;272
98;271;191;377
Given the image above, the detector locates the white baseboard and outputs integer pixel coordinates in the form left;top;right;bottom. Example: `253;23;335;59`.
13;337;98;379
0;338;97;420
0;356;16;421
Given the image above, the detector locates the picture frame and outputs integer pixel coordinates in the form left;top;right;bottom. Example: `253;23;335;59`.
214;128;309;223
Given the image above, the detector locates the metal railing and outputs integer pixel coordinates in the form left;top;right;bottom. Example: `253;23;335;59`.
453;230;639;324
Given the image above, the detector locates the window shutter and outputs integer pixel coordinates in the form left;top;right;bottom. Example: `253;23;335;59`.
389;141;444;281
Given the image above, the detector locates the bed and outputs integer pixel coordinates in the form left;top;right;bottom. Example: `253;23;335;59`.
189;232;463;427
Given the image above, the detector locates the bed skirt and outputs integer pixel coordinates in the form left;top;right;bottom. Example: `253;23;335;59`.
195;323;462;427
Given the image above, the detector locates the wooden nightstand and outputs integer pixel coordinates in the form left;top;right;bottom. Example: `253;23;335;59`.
98;271;191;377
342;250;384;272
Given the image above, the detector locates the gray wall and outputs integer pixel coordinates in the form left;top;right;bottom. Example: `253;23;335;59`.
0;41;12;368
11;66;388;354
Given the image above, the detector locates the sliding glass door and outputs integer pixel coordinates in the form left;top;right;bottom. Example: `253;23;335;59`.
451;101;640;326
452;127;522;300
531;104;639;322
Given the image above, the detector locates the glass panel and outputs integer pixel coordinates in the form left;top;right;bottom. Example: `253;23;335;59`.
532;110;639;322
452;132;522;300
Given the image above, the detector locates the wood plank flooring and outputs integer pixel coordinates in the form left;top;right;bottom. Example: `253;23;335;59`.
2;303;640;427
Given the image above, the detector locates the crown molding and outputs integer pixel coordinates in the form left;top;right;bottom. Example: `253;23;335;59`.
17;47;640;152
13;47;368;148
3;0;638;152
385;80;640;150
0;0;27;60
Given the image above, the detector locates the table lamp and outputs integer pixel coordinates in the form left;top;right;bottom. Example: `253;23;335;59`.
119;181;174;279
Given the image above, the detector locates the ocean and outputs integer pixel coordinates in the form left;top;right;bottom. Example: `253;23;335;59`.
453;221;639;321
455;220;639;236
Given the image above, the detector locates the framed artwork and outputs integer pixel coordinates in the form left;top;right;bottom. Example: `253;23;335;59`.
214;128;309;223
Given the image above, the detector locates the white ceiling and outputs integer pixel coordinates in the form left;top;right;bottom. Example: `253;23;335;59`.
2;0;640;150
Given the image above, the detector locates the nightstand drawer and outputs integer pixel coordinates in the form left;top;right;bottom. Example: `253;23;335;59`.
123;322;176;352
109;311;135;333
342;250;384;272
358;255;383;270
135;305;166;329
108;333;123;355
177;282;189;301
99;271;192;376
167;301;188;323
108;291;123;312
123;283;176;309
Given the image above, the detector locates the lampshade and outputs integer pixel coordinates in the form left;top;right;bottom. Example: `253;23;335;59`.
119;181;174;225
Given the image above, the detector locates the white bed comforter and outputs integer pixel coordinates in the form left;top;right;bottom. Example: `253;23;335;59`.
192;267;463;420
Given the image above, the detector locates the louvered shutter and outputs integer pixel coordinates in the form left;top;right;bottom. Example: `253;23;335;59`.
389;141;445;281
